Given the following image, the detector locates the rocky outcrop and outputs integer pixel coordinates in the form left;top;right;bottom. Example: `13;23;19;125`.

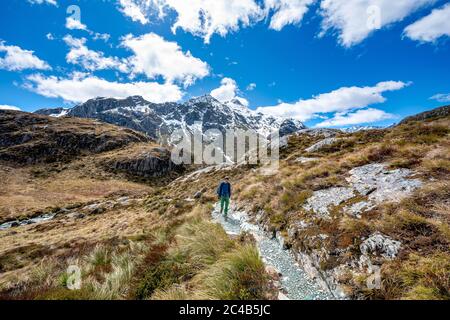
304;187;355;218
345;163;422;214
303;163;422;220
360;232;401;260
305;138;339;153
105;147;183;178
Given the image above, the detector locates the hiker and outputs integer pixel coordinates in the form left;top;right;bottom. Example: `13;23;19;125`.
217;177;232;217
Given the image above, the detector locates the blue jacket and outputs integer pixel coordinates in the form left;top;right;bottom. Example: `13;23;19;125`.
217;182;231;198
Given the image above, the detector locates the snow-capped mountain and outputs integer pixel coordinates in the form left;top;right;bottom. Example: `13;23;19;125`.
34;107;69;118
35;95;305;142
339;125;382;133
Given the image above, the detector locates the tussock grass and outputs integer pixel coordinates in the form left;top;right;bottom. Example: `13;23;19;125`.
151;284;191;300
175;219;235;268
194;245;268;300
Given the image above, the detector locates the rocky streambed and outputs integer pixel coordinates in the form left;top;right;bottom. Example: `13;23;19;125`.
0;196;136;231
212;205;334;300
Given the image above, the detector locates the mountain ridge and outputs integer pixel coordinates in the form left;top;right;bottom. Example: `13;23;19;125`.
35;95;306;142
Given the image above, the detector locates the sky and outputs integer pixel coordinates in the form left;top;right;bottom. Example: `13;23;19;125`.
0;0;449;128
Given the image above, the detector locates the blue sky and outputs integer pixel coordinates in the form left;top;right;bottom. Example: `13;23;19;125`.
0;0;449;128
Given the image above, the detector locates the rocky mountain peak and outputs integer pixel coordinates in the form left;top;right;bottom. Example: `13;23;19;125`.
35;95;306;141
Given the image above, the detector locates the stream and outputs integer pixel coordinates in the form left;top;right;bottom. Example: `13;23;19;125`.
0;213;56;231
212;205;334;300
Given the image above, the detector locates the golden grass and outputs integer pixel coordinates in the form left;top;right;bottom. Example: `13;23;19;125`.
0;163;152;221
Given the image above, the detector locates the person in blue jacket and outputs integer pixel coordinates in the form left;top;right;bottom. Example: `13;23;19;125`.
217;176;232;217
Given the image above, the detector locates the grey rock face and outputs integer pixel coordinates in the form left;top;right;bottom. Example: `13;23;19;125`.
347;163;422;204
296;128;339;138
303;163;422;220
304;187;355;218
106;148;183;178
305;138;338;153
344;201;374;219
360;232;401;259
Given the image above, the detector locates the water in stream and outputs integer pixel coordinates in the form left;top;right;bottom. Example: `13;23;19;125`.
0;213;56;231
212;205;333;300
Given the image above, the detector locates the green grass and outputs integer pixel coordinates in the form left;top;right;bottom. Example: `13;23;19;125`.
195;245;269;300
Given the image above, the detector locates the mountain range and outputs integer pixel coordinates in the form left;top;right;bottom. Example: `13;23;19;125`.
35;95;306;143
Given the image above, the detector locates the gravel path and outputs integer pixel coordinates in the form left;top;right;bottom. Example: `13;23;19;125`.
212;205;333;300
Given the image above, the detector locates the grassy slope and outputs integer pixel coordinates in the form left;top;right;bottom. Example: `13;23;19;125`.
0;112;272;300
0;111;448;300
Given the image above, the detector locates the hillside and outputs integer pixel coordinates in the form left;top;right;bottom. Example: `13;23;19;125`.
0;106;449;300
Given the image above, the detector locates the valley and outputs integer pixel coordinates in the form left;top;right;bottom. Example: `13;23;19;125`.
0;104;449;300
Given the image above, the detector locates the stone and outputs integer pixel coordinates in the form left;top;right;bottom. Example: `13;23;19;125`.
360;232;401;259
344;201;374;218
193;191;203;199
305;138;338;153
295;157;319;163
303;187;355;218
347;163;422;203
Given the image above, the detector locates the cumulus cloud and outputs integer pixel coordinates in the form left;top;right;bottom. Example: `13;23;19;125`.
246;83;256;91
0;105;21;111
25;73;183;103
315;108;395;127
63;35;128;72
430;93;450;103
404;3;450;43
66;17;88;31
28;0;57;5
257;81;409;121
121;32;209;86
211;77;249;106
118;0;263;43
264;0;315;31
319;0;436;47
0;41;51;71
118;0;150;24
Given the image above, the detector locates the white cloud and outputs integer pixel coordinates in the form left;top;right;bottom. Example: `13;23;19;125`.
246;83;257;91
25;73;183;103
211;77;249;106
430;93;450;103
257;81;409;121
66;17;88;31
120;0;263;43
0;105;21;111
63;35;128;72
93;33;111;42
316;108;394;127
264;0;315;31
118;0;149;24
121;32;209;86
168;0;263;43
28;0;57;5
404;3;450;43
319;0;436;47
0;41;51;71
46;33;55;40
